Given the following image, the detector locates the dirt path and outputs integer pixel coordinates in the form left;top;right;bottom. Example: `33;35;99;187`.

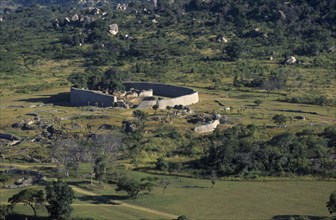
71;186;178;219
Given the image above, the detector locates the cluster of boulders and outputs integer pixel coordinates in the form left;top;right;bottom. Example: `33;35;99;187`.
1;169;46;189
186;113;225;133
116;3;127;10
244;28;268;38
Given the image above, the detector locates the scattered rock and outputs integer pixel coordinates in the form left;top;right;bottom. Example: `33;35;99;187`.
11;122;23;128
98;124;115;130
0;133;19;141
47;125;56;134
21;123;33;131
294;115;305;120
328;46;335;53
116;3;127;10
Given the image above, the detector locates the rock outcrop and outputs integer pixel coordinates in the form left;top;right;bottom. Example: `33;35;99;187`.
194;120;220;133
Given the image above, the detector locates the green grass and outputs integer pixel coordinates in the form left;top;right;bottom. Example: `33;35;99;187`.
125;175;336;219
2;174;335;219
7;204;168;220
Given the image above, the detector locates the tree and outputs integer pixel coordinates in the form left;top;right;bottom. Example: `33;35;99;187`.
68;72;89;88
51;139;83;177
8;189;44;217
0;204;12;220
152;104;159;115
155;158;169;172
159;178;171;195
177;215;189;220
254;99;263;106
45;180;75;220
272;114;287;128
133;110;147;126
225;42;242;61
327;190;336;215
210;170;217;188
94;155;108;184
115;176;154;198
0;175;10;188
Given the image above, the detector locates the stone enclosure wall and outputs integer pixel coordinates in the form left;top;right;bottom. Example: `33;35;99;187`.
70;87;116;107
70;82;199;109
124;82;199;109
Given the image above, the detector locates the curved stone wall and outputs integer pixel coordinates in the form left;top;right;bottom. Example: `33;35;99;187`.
124;82;199;109
70;87;116;107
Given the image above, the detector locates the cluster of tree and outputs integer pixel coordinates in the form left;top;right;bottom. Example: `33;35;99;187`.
233;64;288;91
279;95;336;106
51;132;123;184
196;125;336;178
3;180;74;219
68;67;131;93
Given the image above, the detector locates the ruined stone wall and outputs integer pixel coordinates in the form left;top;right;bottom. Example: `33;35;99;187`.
70;87;116;107
139;89;153;97
124;82;199;109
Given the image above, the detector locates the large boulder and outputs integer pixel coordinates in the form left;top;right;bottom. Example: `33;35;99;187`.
71;14;80;22
217;36;228;43
109;24;118;35
278;10;286;20
285;56;296;64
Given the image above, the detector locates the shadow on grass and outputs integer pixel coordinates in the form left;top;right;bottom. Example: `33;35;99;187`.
272;215;331;220
34;166;59;177
17;92;71;107
77;194;128;204
67;180;92;186
276;109;319;115
180;185;206;189
7;214;49;220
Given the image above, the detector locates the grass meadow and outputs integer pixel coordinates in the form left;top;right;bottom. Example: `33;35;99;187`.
1;173;335;219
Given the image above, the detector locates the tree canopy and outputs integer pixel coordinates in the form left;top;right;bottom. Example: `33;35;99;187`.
45;180;75;220
8;188;44;217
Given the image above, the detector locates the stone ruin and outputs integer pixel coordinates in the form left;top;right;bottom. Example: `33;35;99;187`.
70;82;199;110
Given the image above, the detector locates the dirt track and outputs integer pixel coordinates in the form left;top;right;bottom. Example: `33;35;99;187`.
71;185;178;219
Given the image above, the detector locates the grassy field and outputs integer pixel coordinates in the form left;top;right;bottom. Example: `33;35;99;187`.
1;174;335;220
